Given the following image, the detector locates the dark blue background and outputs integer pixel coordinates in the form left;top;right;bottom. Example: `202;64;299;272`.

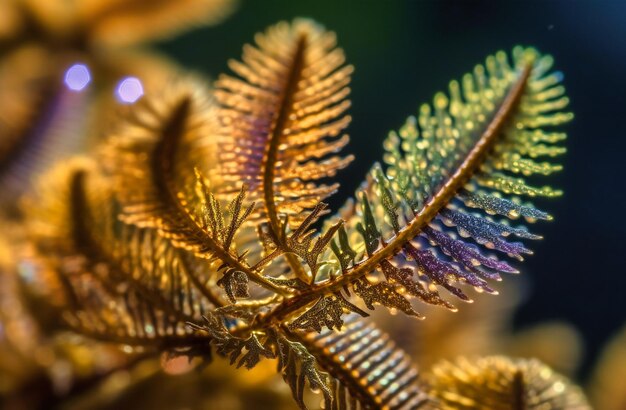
160;0;626;377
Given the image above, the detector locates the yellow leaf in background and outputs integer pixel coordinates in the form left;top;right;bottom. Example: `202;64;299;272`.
79;0;237;47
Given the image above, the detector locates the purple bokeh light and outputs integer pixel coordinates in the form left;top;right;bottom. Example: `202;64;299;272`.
64;63;91;91
116;77;144;104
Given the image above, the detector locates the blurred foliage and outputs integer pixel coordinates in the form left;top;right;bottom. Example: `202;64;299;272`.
0;1;621;409
589;323;626;410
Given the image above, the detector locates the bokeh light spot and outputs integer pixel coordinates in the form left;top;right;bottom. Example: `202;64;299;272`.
64;63;91;91
116;77;144;104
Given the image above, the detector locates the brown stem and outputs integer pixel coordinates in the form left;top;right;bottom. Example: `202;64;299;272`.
261;33;310;283
152;98;286;295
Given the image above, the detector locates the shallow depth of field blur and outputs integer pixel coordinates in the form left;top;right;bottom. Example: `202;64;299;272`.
1;0;625;409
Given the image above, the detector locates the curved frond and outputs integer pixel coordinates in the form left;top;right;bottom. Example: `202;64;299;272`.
214;19;354;228
274;46;570;327
427;356;590;409
23;159;219;351
291;314;434;410
102;78;284;294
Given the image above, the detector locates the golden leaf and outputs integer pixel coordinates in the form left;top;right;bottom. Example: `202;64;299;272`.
214;19;354;226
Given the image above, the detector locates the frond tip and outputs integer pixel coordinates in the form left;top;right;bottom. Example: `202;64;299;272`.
214;19;354;225
427;356;590;409
297;314;435;409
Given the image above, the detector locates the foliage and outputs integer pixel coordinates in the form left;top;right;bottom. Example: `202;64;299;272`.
0;13;586;410
427;356;590;409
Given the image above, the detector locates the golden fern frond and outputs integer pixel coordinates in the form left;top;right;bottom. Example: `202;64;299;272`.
282;314;434;410
214;19;354;228
271;47;570;329
103;78;285;294
23;159;220;351
426;356;590;409
0;236;132;405
193;307;435;408
78;0;237;46
3;13;586;410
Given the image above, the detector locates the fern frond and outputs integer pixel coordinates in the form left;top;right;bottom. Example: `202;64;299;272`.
292;314;434;409
288;294;367;333
273;47;570;326
23;159;223;352
214;19;354;229
255;202;345;283
103;78;285;295
274;333;333;409
427;356;590;409
199;311;434;409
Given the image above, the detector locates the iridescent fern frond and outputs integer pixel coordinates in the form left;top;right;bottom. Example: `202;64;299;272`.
102;78;285;295
427;356;590;409
6;13;581;410
274;47;570;328
292;314;435;410
273;333;333;409
214;19;354;229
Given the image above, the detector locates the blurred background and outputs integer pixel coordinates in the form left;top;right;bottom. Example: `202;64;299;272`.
1;0;625;407
156;0;626;378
